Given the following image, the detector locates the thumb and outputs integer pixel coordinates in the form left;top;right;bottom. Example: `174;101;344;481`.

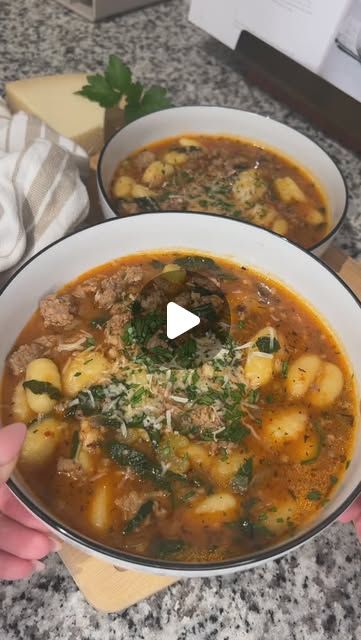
0;423;27;484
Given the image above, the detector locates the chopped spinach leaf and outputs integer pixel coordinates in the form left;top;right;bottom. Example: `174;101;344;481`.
134;196;159;212
23;380;61;400
232;457;253;494
151;259;165;269
106;441;164;484
191;303;217;322
70;430;80;459
153;539;186;559
123;500;154;534
174;255;220;271
255;336;280;354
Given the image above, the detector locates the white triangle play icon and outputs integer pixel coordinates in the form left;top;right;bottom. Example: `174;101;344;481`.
166;302;200;340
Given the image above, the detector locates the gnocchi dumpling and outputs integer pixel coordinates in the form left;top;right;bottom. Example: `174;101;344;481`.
308;362;344;408
159;433;190;474
164;151;188;166
62;351;111;397
113;175;136;198
233;169;267;208
263;408;308;445
264;500;297;533
88;480;112;531
25;358;62;413
272;217;289;236
307;208;325;226
142;160;174;187
287;354;321;399
274;177;306;203
209;451;247;487
248;203;277;226
12;381;34;423
245;327;278;389
186;443;211;472
286;355;344;408
132;184;155;198
20;417;64;466
178;137;202;149
194;492;238;515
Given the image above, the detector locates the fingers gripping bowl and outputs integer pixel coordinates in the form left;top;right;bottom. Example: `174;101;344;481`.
1;213;360;577
97;106;348;256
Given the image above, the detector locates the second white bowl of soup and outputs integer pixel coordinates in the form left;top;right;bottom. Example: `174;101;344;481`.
2;212;360;577
97;106;348;256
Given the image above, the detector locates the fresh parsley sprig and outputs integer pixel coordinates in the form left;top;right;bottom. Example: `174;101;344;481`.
77;54;173;124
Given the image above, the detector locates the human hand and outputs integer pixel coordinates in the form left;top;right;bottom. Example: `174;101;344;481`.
0;423;61;580
339;496;361;538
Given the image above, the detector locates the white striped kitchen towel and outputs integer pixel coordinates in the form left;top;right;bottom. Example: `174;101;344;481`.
0;98;89;282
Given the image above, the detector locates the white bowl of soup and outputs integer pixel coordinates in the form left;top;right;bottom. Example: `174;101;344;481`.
1;213;360;578
97;106;348;256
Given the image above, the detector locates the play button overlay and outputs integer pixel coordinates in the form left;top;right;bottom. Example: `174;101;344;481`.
167;302;200;339
128;265;231;369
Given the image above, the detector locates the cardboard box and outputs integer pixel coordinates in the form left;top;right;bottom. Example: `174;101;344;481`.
55;0;166;22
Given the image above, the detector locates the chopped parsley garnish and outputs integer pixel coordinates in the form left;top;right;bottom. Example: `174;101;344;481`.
219;448;229;461
90;316;108;329
247;389;260;404
220;423;250;444
83;336;96;349
130;386;147;406
307;490;322;501
330;475;338;485
175;337;197;368
281;360;289;378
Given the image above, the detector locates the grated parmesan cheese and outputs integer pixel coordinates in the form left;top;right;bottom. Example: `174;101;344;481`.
169;395;188;404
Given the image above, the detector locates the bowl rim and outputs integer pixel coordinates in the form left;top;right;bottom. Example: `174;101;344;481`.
3;211;361;572
96;105;349;254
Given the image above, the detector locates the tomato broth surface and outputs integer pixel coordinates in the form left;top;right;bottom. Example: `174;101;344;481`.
2;252;356;563
111;135;330;249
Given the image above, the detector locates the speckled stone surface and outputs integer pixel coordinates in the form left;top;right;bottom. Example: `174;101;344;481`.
0;1;361;638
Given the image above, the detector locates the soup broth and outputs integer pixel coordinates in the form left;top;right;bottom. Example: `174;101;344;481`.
2;252;356;563
111;135;330;249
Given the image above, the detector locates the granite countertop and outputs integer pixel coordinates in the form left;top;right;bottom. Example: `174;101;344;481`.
0;1;361;638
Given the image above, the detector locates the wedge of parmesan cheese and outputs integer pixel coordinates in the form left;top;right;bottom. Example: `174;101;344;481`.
5;74;104;155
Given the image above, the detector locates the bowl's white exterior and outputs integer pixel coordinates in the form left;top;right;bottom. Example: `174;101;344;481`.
3;213;360;577
97;106;347;257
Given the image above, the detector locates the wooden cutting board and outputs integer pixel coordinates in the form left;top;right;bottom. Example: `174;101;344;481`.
58;244;361;613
